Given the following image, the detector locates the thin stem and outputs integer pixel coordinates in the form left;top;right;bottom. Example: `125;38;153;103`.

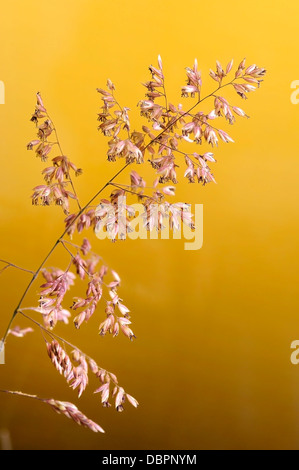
154;143;200;167
0;260;35;275
1;239;61;344
60;239;80;249
109;182;153;200
60;240;78;257
0;390;43;401
19;310;80;352
61;239;102;259
60;241;91;278
112;92;130;139
61;239;103;268
46;111;82;211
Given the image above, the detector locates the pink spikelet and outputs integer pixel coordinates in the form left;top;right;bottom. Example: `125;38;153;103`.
46;399;105;433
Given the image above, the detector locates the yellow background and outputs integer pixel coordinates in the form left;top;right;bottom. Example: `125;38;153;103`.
0;0;299;450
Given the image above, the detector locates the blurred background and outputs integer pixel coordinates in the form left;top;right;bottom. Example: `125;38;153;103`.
0;0;299;450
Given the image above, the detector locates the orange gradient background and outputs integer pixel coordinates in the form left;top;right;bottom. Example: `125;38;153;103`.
0;0;299;450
